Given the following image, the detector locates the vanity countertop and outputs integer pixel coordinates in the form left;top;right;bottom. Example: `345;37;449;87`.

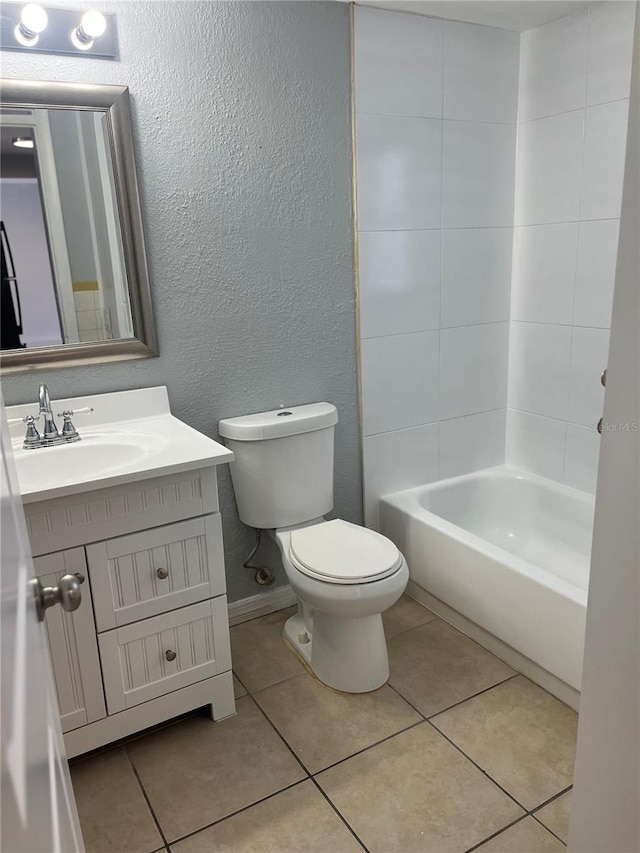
7;386;233;504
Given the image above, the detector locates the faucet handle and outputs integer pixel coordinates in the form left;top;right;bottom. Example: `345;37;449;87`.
23;415;41;448
57;407;94;418
7;413;41;426
56;408;93;442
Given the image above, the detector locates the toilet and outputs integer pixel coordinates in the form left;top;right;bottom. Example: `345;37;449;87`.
218;402;408;693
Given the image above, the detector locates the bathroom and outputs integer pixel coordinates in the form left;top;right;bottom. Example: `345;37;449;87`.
0;1;638;851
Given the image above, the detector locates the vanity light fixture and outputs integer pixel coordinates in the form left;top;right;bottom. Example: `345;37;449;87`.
70;10;107;51
13;3;48;47
12;137;34;149
1;2;118;59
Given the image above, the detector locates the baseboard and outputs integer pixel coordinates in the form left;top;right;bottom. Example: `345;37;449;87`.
406;580;581;712
227;585;297;626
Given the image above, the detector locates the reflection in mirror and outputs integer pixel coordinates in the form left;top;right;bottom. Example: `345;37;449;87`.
1;106;133;350
0;80;157;373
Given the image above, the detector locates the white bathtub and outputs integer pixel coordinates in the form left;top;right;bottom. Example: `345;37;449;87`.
380;466;593;701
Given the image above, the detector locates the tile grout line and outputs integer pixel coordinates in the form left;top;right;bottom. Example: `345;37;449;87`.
463;814;532;853
425;718;529;814
124;747;170;852
166;779;309;848
425;673;520;722
309;777;371;853
309;720;425;777
530;810;569;846
242;694;372;851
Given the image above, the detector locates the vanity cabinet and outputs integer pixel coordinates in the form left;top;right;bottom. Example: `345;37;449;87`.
25;467;235;758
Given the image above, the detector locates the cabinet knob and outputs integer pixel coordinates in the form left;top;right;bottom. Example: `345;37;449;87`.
156;568;168;580
165;649;177;662
74;572;85;584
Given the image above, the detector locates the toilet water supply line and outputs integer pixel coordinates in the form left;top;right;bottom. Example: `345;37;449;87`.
243;529;275;586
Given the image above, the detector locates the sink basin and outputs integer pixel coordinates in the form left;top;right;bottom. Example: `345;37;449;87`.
7;386;234;503
12;432;167;495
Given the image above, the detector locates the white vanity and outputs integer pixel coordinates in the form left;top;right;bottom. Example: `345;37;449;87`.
7;386;235;758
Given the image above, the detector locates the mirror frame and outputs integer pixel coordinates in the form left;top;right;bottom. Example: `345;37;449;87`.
0;78;158;374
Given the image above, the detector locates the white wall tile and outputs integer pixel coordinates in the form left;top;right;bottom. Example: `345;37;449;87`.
443;21;519;123
442;121;516;228
441;228;512;327
439;322;509;420
363;424;439;526
355;6;444;118
356;113;442;231
519;11;588;121
508;322;572;420
580;99;630;221
564;423;601;493
568;327;610;428
573;219;620;328
505;409;567;481
439;409;505;479
511;224;578;325
587;1;636;107
515;110;584;226
361;331;439;435
359;230;440;338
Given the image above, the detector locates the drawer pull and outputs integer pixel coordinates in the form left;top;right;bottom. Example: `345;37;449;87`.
156;568;169;580
165;649;177;662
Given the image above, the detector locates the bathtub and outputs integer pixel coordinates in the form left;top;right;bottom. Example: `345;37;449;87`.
380;466;593;704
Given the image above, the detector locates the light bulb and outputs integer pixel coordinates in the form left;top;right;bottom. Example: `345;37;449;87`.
71;9;107;50
12;137;34;149
80;10;106;38
14;3;48;47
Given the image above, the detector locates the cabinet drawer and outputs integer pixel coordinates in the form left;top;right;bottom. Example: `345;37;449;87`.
34;549;106;733
98;598;231;714
87;515;225;631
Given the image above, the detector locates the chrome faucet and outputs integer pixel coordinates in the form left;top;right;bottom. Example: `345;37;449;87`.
38;383;60;442
17;384;93;449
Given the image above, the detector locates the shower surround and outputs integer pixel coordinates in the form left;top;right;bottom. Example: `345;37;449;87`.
354;1;635;526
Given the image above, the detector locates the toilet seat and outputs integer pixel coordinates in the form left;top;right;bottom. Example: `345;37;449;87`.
288;519;402;585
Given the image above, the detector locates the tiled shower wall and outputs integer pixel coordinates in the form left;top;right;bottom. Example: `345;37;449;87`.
506;1;635;493
355;3;635;525
354;7;519;525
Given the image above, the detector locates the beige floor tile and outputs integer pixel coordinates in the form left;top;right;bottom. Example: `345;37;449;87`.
433;676;577;810
316;723;523;852
254;672;421;773
476;817;565;852
388;619;515;716
230;607;303;693
70;747;162;853
233;674;247;698
382;594;437;639
536;790;572;843
127;696;305;842
170;780;362;852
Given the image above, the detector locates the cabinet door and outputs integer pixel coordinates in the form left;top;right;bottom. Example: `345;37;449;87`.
33;549;106;733
98;597;231;714
87;515;226;631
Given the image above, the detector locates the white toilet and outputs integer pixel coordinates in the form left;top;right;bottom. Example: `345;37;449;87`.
218;402;408;693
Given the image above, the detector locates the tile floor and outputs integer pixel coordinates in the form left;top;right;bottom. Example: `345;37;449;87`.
70;597;576;853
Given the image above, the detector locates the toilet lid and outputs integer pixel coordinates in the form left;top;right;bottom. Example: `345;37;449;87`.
289;519;402;584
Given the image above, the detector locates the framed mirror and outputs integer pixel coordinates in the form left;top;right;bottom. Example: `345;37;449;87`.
0;79;157;373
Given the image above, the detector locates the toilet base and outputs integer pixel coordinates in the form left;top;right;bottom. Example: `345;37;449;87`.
283;610;390;693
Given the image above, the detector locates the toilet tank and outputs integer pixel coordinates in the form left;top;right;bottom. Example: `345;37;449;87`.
218;403;338;530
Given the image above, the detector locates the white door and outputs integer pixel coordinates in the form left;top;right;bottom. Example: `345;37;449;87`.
0;402;84;853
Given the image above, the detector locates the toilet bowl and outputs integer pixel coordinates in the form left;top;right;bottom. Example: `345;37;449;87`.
271;519;408;692
218;402;409;693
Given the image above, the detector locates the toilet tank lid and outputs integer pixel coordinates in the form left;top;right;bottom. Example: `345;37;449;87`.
219;402;338;441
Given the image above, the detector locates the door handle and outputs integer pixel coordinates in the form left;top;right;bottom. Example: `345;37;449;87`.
30;574;82;622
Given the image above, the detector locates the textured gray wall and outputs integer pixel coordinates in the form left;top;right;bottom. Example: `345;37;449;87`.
1;1;362;601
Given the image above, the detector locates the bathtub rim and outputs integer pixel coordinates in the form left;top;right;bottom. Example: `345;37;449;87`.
380;464;591;605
